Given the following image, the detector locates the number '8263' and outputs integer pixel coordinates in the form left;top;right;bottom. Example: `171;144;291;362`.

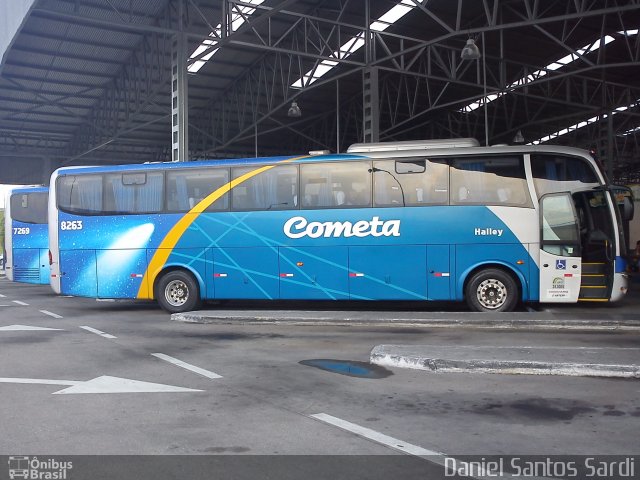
60;220;83;231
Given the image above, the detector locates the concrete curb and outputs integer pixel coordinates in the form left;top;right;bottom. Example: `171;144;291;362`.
370;345;640;379
171;312;640;331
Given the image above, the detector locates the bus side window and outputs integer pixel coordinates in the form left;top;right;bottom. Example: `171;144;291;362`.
57;175;103;214
373;158;448;206
104;172;164;214
301;162;371;209
167;168;230;212
231;165;298;211
450;156;532;207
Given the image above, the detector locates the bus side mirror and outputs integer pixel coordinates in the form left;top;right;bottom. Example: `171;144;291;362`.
622;197;634;221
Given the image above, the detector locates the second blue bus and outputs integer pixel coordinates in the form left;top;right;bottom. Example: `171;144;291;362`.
4;186;50;284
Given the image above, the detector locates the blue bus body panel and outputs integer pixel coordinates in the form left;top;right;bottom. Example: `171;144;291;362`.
455;244;531;301
279;246;349;300
211;247;279;299
11;221;49;284
427;245;452;300
57;203;538;301
97;249;148;298
61;249;97;297
348;245;427;300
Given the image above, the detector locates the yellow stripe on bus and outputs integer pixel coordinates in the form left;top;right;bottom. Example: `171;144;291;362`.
137;157;307;299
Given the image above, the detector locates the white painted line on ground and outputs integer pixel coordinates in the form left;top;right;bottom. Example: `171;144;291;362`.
152;353;223;379
0;293;6;297
0;376;202;394
310;413;498;479
96;298;115;302
0;324;63;331
52;376;203;394
0;377;80;386
12;300;29;306
310;413;442;456
79;326;117;339
40;310;63;319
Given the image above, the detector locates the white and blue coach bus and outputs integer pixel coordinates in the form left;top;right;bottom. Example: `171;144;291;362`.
48;139;629;313
4;186;50;284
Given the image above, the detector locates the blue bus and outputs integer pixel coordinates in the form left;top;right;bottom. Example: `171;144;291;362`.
4;186;50;284
48;139;629;312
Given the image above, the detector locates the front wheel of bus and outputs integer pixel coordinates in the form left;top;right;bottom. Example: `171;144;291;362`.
156;270;201;313
466;268;518;312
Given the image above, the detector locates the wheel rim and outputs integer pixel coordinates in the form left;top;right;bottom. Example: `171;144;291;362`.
164;279;189;307
476;278;508;310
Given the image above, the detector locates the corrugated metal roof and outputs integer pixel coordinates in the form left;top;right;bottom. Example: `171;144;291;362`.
0;0;639;184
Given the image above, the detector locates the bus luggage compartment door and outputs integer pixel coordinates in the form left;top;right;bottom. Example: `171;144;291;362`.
210;247;279;300
279;246;349;300
427;245;451;300
348;245;427;300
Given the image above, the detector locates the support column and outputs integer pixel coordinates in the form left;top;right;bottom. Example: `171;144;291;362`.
42;157;52;185
171;31;188;161
607;113;614;181
363;67;379;143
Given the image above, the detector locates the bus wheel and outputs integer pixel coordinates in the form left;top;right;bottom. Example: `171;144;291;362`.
155;270;201;313
466;268;518;312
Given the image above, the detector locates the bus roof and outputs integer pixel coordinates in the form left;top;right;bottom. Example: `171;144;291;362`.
51;142;598;177
9;185;48;195
52;153;365;176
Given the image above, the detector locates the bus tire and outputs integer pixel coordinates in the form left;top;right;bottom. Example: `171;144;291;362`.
465;268;518;312
155;270;201;313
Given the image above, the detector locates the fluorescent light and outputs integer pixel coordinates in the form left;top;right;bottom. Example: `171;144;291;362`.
461;35;616;113
187;0;265;73
291;0;419;88
529;99;640;144
619;125;640;136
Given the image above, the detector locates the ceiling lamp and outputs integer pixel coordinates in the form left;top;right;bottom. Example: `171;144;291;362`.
460;38;481;60
513;130;525;143
287;101;301;118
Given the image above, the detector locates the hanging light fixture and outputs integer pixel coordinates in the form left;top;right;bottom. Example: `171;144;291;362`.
513;130;525;143
287;101;301;118
460;38;481;60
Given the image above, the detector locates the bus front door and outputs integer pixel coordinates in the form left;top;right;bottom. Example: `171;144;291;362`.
539;192;582;303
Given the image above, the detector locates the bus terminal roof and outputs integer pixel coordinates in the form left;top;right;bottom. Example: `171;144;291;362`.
1;0;639;184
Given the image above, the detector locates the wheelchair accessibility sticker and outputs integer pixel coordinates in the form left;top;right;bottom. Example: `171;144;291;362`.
555;259;566;270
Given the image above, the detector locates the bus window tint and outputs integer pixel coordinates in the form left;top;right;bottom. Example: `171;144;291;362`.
57;175;104;214
301;162;371;208
231;165;297;211
10;192;48;224
373;159;448;206
531;154;600;198
104;172;164;214
450;156;532;207
167;168;230;212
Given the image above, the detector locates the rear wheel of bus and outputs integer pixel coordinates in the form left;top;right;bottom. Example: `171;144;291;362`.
155;270;202;313
465;268;518;312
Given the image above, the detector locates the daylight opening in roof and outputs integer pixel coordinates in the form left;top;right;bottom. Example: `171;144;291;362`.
530;99;640;145
461;35;617;113
291;0;418;89
188;0;265;73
